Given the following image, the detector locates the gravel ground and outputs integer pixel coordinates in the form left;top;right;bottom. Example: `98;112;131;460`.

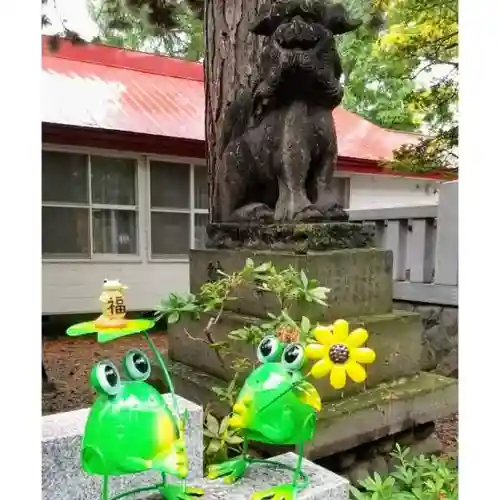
42;335;457;456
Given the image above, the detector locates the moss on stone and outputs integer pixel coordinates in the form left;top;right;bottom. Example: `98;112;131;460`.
205;222;376;251
318;372;456;421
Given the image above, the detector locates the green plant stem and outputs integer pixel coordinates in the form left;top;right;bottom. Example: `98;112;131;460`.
142;332;181;419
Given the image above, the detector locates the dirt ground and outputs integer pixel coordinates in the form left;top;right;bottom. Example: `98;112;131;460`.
42;335;457;456
42;333;170;416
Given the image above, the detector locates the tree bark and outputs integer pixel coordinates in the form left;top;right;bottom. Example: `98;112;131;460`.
204;0;268;221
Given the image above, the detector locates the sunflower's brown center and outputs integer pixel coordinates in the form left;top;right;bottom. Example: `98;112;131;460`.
329;344;349;364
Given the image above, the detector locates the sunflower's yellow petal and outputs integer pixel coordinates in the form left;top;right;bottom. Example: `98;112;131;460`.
305;343;327;360
313;326;334;347
346;328;369;348
345;360;367;384
310;358;333;379
351;347;376;364
329;364;347;389
331;319;349;344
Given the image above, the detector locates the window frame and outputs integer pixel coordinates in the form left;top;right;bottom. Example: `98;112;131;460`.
41;145;210;263
146;156;209;262
42;145;143;263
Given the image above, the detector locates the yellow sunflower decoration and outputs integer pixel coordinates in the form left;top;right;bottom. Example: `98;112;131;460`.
305;319;376;389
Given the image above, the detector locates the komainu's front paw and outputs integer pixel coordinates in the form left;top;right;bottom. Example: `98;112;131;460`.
206;457;249;484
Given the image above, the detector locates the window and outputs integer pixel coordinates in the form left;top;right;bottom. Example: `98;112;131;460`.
193;167;209;250
42;151;138;258
149;162;209;258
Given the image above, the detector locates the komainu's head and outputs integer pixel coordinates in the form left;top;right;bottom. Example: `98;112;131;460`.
251;0;361;106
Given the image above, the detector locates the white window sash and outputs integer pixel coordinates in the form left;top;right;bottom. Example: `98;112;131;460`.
42;150;141;261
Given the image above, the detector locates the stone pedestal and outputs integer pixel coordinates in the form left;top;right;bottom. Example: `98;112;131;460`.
167;223;457;462
190;247;393;321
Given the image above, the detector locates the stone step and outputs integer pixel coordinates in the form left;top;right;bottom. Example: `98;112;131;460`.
168;309;424;400
118;453;349;500
42;395;203;500
195;453;348;499
167;361;458;460
42;395;349;500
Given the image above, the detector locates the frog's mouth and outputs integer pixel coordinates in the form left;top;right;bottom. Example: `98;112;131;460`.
152;437;189;478
228;393;252;430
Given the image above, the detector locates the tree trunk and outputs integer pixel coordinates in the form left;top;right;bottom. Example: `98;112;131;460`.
204;0;268;221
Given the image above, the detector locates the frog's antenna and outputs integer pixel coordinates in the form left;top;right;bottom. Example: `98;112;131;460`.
255;378;304;416
142;332;182;421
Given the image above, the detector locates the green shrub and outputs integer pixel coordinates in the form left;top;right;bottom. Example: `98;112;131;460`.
350;444;458;500
155;258;330;467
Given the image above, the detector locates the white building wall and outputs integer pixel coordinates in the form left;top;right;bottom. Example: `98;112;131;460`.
347;173;441;209
42;261;188;314
42;144;203;316
42;147;443;316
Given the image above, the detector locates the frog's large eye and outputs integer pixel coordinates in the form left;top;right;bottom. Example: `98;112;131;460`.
281;343;306;371
257;336;282;363
91;360;121;396
123;349;151;381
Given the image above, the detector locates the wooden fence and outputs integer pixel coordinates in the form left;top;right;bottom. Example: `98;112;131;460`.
348;181;458;306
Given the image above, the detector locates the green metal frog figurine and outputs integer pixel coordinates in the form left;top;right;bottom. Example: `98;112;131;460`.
82;348;204;500
207;318;377;499
207;335;321;500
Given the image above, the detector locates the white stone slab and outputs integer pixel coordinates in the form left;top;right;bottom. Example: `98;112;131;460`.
41;394;203;500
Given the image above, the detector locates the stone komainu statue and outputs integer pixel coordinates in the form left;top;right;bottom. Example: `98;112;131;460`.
213;0;361;223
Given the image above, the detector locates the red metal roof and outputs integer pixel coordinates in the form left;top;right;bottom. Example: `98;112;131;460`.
41;37;421;163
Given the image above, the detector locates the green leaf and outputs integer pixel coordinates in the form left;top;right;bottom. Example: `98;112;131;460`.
309;286;330;299
300;316;311;334
167;311;180;324
205;412;220;435
300;269;308;288
349;486;369;500
225;434;244;445
281;310;296;326
254;262;272;273
219;415;230;435
202;429;218;439
209;341;229;352
205;439;222;455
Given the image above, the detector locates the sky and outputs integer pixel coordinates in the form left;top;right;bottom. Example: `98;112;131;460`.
43;0;99;40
